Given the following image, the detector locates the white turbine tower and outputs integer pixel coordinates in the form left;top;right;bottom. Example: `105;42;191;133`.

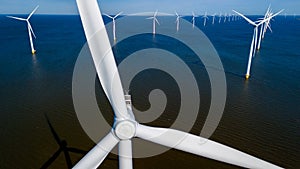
191;12;198;29
147;10;160;35
175;11;181;32
7;5;39;54
233;9;284;79
103;12;123;41
202;12;209;26
74;0;284;169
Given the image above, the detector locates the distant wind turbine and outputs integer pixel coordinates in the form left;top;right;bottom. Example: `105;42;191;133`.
257;5;272;50
212;13;216;24
147;10;160;34
202;12;209;26
192;12;198;29
219;13;222;23
233;9;284;79
175;11;181;32
103;12;123;41
224;13;227;23
7;5;39;54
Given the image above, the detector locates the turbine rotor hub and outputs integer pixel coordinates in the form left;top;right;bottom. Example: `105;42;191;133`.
114;120;136;140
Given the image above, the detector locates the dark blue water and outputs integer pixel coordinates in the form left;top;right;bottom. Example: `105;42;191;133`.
0;15;299;168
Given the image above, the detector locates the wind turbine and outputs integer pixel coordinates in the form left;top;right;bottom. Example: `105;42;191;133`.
233;9;284;79
224;13;227;23
74;0;284;169
103;11;123;41
7;5;39;54
202;12;209;26
175;11;181;32
257;5;272;50
191;12;198;28
146;10;160;35
218;12;222;23
211;13;216;25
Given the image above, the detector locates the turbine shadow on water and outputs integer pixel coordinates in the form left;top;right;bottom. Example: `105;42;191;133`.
40;114;118;169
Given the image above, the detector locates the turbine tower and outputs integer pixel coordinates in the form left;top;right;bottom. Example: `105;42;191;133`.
103;12;123;41
74;0;285;169
147;10;160;35
233;9;284;79
7;5;39;54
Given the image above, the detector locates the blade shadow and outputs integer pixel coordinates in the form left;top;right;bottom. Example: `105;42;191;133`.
40;114;91;169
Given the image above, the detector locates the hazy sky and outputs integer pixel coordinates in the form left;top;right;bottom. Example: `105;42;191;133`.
1;0;299;15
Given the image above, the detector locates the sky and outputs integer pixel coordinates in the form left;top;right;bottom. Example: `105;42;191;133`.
1;0;300;15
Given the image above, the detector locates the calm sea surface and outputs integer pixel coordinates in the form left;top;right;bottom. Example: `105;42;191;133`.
0;15;299;168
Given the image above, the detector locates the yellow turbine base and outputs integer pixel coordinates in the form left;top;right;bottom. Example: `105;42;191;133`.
32;50;36;54
245;75;250;79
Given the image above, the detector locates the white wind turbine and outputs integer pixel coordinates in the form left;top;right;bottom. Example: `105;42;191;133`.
146;10;160;35
257;6;272;50
103;11;123;41
233;9;284;79
202;11;209;26
7;5;39;54
74;0;284;169
219;12;222;23
224;13;227;23
175;11;181;32
191;11;198;28
211;13;216;25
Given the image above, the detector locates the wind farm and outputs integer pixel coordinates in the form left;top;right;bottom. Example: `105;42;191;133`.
1;1;299;169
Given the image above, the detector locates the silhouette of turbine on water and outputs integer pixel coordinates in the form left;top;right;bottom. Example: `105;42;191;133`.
40;114;88;169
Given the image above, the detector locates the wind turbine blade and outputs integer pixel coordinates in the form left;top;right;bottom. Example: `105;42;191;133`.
103;13;113;19
28;22;36;39
45;114;61;145
76;0;130;120
256;9;284;26
119;140;133;169
73;132;120;169
267;23;273;33
232;10;256;26
155;18;160;25
146;17;154;20
154;10;158;17
114;11;123;18
28;5;39;19
67;147;88;154
136;124;283;169
175;11;179;17
40;148;62;169
6;16;26;21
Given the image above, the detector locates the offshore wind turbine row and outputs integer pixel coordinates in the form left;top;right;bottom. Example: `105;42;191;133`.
233;6;284;79
7;6;283;81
